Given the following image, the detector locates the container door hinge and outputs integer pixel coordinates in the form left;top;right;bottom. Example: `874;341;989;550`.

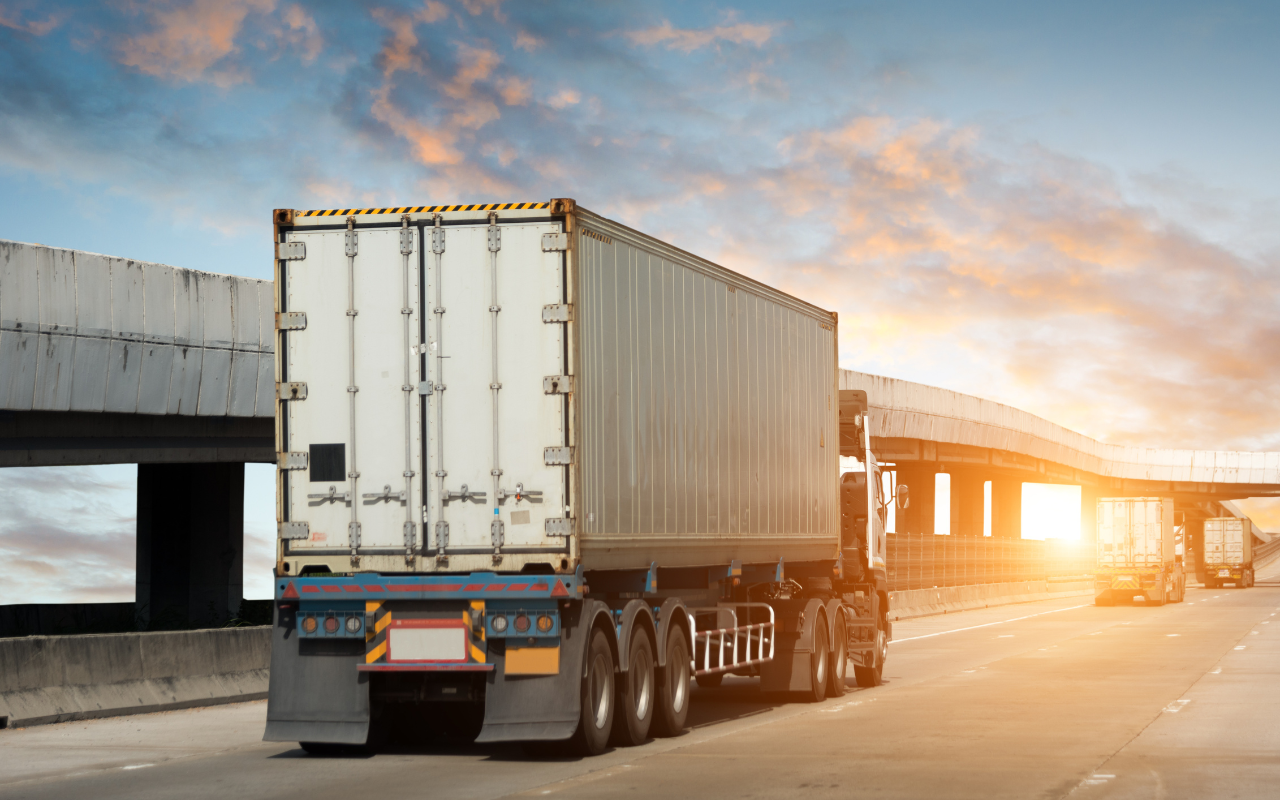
345;229;358;257
277;311;307;331
544;446;574;466
541;232;569;251
487;224;502;252
491;519;505;547
543;375;574;394
277;241;306;260
545;518;572;537
278;451;309;470
431;227;446;254
542;304;572;323
349;521;361;553
418;381;434;395
278;382;308;401
435;520;450;549
403;521;417;555
279;521;309;540
400;228;414;255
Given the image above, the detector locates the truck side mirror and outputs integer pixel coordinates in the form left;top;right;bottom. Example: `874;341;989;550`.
896;484;910;510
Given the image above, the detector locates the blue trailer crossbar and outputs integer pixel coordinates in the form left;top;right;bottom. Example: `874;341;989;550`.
275;569;584;602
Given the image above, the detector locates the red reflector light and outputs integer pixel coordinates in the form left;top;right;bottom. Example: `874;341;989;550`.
514;614;530;633
324;616;339;634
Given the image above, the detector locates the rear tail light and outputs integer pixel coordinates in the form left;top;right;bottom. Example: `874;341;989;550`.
514;614;531;633
324;616;340;634
345;616;362;634
492;614;509;633
536;615;553;633
301;616;318;634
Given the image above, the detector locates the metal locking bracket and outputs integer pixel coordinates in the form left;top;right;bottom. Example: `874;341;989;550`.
542;304;572;323
543;375;574;394
277;311;307;331
278;382;307;401
308;485;352;503
544;518;572;537
443;485;487;503
279;521;310;540
362;484;407;503
541;232;569;251
544;447;574;466
278;241;306;260
278;451;309;470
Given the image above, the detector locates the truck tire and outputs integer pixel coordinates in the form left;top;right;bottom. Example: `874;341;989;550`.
568;627;616;756
610;628;655;747
1148;583;1166;607
651;625;690;737
805;614;830;703
854;613;887;687
827;613;848;698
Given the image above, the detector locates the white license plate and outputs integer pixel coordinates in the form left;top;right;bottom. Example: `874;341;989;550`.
1116;576;1134;583
389;627;467;662
1218;569;1231;577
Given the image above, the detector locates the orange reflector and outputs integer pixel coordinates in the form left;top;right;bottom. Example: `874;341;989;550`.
506;646;560;675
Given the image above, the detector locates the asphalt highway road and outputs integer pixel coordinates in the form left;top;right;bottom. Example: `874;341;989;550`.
3;563;1278;800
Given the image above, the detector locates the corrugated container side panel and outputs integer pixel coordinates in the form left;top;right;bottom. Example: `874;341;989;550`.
620;240;637;535
673;261;688;535
646;255;665;535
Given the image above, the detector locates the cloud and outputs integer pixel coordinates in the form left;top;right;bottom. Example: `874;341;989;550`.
545;87;580;109
514;30;542;52
0;3;66;35
116;0;323;86
459;0;506;23
626;18;779;53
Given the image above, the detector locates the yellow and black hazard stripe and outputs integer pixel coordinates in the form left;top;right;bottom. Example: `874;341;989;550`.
302;202;550;218
468;600;486;664
365;600;392;665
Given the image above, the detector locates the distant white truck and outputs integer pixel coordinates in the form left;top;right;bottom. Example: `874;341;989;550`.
1094;497;1185;606
1201;517;1254;588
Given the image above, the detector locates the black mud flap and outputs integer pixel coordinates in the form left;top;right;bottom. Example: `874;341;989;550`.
475;599;600;743
759;598;826;693
263;605;370;745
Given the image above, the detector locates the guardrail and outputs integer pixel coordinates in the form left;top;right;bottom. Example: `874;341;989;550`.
886;533;1094;592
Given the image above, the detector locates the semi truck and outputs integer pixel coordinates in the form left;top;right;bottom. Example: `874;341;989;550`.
263;199;897;755
1094;497;1185;606
1201;517;1254;588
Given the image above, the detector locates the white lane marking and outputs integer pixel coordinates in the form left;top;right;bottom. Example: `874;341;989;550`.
819;700;863;713
1210;668;1222;674
889;604;1089;644
1163;699;1190;713
998;635;1015;638
1167;634;1181;637
121;764;155;771
1251;631;1260;635
1089;631;1102;635
1264;621;1271;624
1235;646;1247;650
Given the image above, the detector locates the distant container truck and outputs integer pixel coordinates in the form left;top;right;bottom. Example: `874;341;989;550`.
264;199;898;755
1201;517;1254;588
1094;497;1185;606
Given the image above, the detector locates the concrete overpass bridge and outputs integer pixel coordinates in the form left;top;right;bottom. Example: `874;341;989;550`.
2;238;1277;628
840;371;1280;546
0;239;273;626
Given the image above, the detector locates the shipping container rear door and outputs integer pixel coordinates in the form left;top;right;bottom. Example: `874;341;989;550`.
1097;500;1129;567
424;219;567;556
281;225;423;556
1204;519;1226;564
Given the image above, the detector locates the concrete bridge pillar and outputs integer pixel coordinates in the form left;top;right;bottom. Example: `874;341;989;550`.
1080;484;1099;546
950;471;986;537
895;464;937;535
991;476;1022;539
136;463;245;628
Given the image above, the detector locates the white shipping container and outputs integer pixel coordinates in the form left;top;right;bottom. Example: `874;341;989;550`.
274;200;839;576
1203;517;1253;567
1096;497;1175;568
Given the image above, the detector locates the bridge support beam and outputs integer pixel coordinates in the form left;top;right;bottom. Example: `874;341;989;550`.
136;463;245;628
895;465;937;535
950;471;986;537
991;476;1023;539
1080;484;1099;546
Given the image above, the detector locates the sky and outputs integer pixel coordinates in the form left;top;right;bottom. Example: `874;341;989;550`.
1;0;1278;602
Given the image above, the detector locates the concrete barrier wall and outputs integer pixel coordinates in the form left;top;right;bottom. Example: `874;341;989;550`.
889;580;1093;621
0;627;270;728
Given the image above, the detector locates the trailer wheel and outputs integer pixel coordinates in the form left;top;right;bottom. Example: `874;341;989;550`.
827;613;848;698
805;614;830;703
651;625;691;738
854;613;887;687
567;627;616;756
610;628;655;747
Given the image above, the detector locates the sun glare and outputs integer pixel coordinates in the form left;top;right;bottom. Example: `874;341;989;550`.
1021;483;1081;540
